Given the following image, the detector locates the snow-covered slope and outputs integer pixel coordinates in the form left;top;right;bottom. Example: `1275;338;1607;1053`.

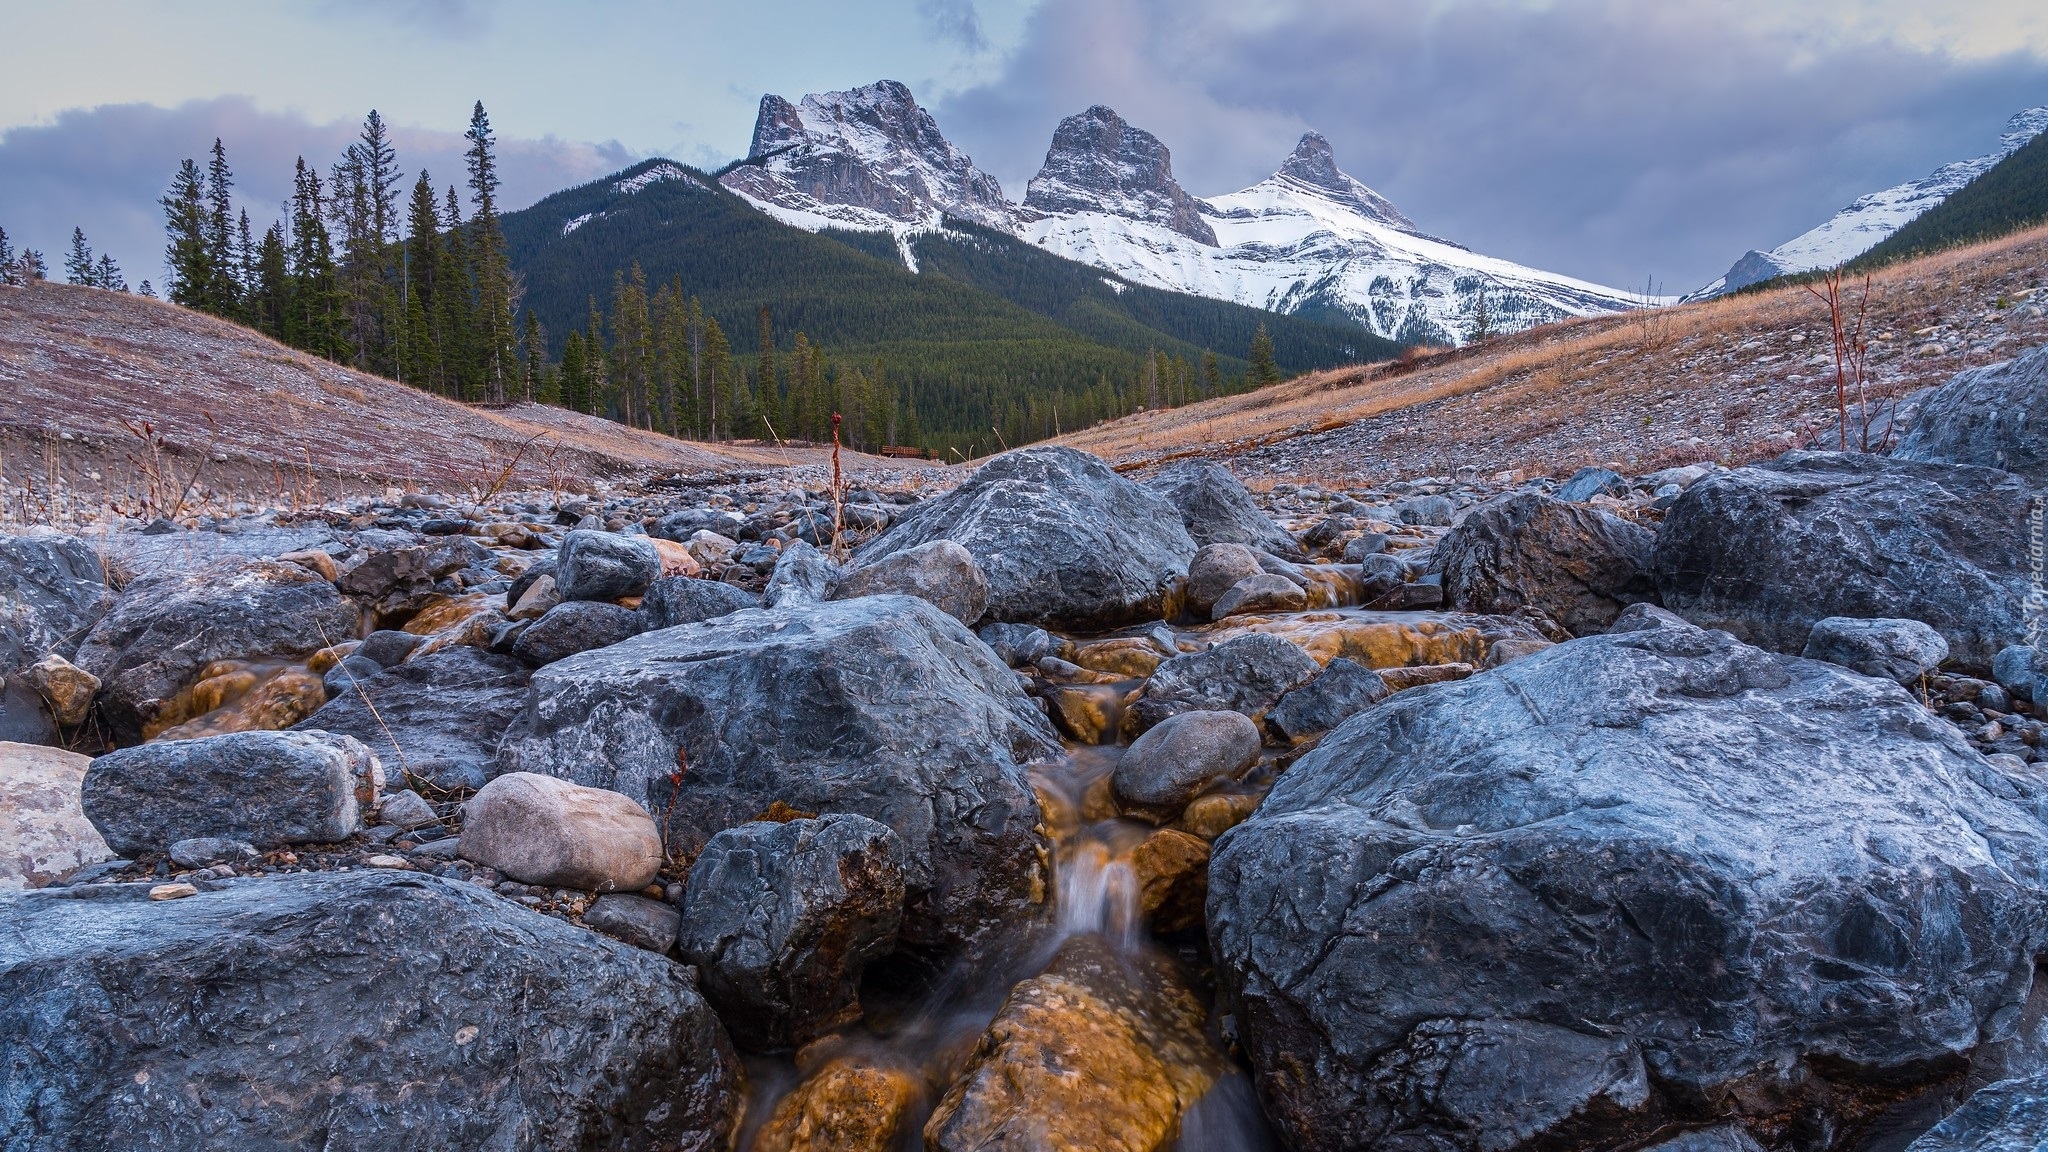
1025;129;1652;344
717;80;1012;234
718;80;1654;344
1689;107;2048;299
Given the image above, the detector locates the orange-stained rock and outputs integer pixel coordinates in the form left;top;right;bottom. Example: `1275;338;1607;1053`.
751;1058;919;1152
1174;791;1263;841
1129;828;1209;934
1072;638;1166;678
924;936;1221;1152
403;593;500;657
146;662;326;741
650;537;703;579
1043;684;1126;746
1378;663;1474;691
1205;609;1545;672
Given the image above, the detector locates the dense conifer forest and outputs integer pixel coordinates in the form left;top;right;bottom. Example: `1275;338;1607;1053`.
67;109;1395;459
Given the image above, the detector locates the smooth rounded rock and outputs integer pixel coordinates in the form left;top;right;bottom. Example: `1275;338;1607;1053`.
457;771;663;893
511;600;645;665
1143;460;1302;559
643;575;759;628
1894;344;2048;482
0;742;113;889
1211;573;1308;620
1186;543;1266;618
1112;710;1262;822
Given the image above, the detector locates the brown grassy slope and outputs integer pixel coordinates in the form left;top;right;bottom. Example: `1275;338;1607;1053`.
0;281;886;505
1054;226;2048;483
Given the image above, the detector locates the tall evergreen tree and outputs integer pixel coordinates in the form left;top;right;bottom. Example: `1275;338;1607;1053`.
755;305;779;438
285;157;343;359
1247;322;1281;387
464;102;516;404
95;253;126;292
703;314;731;439
439;186;479;399
161;158;210;307
236;209;258;305
521;310;548;403
559;330;590;414
1201;350;1221;399
0;226;15;286
583;295;608;415
64;228;94;285
609;264;651;426
203;139;240;316
400;172;445;392
252;223;290;338
357;110;401;243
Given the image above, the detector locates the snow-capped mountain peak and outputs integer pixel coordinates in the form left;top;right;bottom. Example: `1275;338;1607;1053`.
713;80;1652;345
1688;105;2048;299
1264;132;1415;229
718;79;1012;233
1023;105;1218;246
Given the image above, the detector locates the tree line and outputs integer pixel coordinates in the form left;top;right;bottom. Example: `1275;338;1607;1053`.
0;225;141;291
159;105;520;404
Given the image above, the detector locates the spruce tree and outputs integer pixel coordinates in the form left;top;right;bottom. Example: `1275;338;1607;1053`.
253;223;290;337
703;315;731;439
161;158;211;306
95;253;126;292
583;296;608;415
1247;322;1281;387
464;102;515;404
559;330;589;413
64;228;94;285
203;139;240;315
286;157;344;359
521;311;548;404
358;111;401;243
236;209;257;307
18;249;48;281
0;226;14;286
401;172;445;392
440;187;479;399
755;305;779;438
1202;350;1221;399
139;280;155;297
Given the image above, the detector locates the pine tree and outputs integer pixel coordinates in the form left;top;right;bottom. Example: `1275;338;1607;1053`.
703;314;731;439
139;280;155;297
440;187;479;399
1247;322;1281;387
464;102;516;404
357;111;401;243
583;296;608;415
559;330;589;413
1202;350;1221;399
400;172;445;392
1467;284;1493;344
285;157;344;359
95;254;127;292
519;311;543;403
203;139;240;316
161;158;211;307
252;223;290;337
755;305;779;438
0;226;14;286
609;264;652;427
236;209;257;306
64;228;94;285
687;296;706;437
18;249;48;282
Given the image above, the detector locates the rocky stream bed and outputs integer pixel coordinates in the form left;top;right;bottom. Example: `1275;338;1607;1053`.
8;347;2048;1150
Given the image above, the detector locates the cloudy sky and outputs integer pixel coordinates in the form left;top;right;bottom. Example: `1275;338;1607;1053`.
3;0;2045;293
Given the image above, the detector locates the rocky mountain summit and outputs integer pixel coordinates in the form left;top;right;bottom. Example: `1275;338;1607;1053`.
711;77;1650;344
7;345;2048;1149
718;80;1014;236
1021;104;1219;245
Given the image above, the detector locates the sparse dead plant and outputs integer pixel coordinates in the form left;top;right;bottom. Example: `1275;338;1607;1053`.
1804;270;1888;451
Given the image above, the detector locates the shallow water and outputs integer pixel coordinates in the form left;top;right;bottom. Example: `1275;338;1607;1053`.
737;740;1279;1151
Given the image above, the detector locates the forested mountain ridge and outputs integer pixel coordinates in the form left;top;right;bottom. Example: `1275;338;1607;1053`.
500;157;1397;457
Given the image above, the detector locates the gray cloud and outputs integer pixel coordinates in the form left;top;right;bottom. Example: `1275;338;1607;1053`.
935;0;2048;290
918;0;987;53
0;97;633;289
313;0;492;39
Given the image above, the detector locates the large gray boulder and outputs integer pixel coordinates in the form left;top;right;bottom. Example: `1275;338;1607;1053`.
511;600;645;665
1437;492;1657;636
555;529;660;602
498;595;1060;958
0;871;742;1150
1803;616;1950;684
1210;614;2048;1152
1143;460;1302;559
678;814;905;1051
73;557;360;743
0;534;113;740
1132;632;1320;733
643;576;758;628
294;646;530;791
1906;1073;2048;1152
0;532;111;678
828;538;989;626
852;446;1196;631
1894;344;2048;482
81;729;380;856
1653;452;2030;671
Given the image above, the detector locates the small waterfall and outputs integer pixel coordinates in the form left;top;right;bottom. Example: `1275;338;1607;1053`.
1055;838;1142;953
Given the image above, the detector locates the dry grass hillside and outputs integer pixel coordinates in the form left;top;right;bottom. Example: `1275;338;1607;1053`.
1057;225;2048;483
0;281;902;521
